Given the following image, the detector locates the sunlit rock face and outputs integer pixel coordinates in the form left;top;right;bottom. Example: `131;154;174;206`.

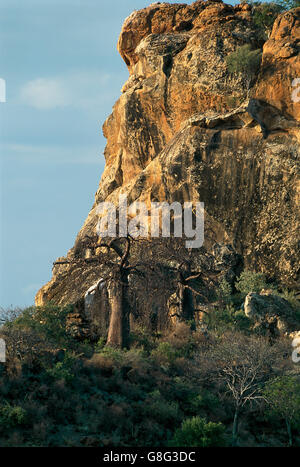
36;2;300;306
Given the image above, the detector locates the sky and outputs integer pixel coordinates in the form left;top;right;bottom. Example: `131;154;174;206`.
0;0;238;309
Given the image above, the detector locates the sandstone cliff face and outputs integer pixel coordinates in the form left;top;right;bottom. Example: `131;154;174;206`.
36;1;300;306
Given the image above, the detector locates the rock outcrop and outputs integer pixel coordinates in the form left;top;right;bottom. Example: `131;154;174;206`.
244;289;300;336
36;2;300;307
66;279;110;340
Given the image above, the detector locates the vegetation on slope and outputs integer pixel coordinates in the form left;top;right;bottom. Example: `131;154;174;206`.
0;271;299;447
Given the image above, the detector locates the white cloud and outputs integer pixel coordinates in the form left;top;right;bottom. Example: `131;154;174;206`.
20;78;69;109
0;142;105;165
19;71;126;110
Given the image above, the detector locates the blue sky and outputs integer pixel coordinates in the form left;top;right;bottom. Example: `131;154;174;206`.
0;0;238;309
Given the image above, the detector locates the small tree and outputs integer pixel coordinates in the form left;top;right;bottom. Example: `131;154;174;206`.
249;0;299;41
251;2;283;39
217;278;232;306
235;270;268;298
263;376;300;446
225;45;262;91
207;332;279;446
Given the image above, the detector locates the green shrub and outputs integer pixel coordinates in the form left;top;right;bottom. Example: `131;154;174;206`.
186;391;220;415
233;309;252;332
144;390;180;426
46;352;76;383
279;290;300;321
171;416;226;447
151;342;178;367
10;303;72;348
203;304;252;334
0;403;27;429
263;376;300;446
129;326;155;353
203;305;235;332
94;337;106;352
217;278;232;305
225;45;262;88
98;345;125;364
226;45;262;74
235;270;268;297
251;2;283;40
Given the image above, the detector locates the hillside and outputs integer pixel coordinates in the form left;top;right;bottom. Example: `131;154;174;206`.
1;0;299;449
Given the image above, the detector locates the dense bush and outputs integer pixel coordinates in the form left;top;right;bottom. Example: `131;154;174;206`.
46;352;77;383
225;45;262;88
217;278;232;305
0;303;93;369
0;300;298;447
279;290;300;319
264;376;300;446
11;304;72;346
249;0;299;42
0;403;27;430
202;305;252;334
235;270;268;297
251;2;283;40
171;417;226;447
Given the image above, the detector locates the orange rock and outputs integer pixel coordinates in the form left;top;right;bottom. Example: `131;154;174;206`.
36;3;300;306
254;8;300;121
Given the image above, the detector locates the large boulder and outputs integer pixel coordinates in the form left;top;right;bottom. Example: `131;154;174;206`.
66;279;110;341
244;289;299;336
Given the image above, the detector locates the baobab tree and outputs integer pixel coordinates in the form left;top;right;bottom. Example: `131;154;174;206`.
54;235;170;348
152;238;218;325
54;236;138;348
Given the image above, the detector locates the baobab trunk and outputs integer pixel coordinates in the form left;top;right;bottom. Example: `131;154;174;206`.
106;272;130;348
178;283;194;322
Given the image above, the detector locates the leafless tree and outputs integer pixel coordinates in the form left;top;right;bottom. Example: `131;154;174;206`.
54;234;221;347
201;332;285;446
0;307;23;326
149;238;220;324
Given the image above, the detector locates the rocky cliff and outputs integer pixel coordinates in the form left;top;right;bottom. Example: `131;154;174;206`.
36;1;300;307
